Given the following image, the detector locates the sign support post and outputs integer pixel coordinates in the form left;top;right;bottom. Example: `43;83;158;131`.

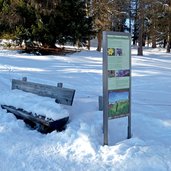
103;31;132;145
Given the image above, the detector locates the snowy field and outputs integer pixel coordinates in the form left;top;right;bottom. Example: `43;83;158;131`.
0;47;171;171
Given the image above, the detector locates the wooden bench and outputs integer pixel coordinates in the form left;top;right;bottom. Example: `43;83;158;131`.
1;77;75;133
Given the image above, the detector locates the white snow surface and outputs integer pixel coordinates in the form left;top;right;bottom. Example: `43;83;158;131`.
0;47;171;171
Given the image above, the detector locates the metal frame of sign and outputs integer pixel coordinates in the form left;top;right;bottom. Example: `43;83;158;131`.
103;31;131;145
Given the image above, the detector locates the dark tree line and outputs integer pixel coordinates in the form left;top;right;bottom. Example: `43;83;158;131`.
0;0;171;53
0;0;93;48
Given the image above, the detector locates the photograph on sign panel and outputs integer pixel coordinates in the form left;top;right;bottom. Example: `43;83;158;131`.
115;69;130;77
108;90;129;118
108;70;115;78
116;48;123;56
107;48;115;56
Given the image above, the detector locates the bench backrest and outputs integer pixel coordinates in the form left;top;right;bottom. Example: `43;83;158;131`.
12;78;75;106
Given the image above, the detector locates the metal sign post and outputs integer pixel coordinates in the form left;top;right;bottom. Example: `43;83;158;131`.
103;31;132;145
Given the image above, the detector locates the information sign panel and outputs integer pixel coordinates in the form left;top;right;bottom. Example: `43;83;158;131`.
103;31;131;145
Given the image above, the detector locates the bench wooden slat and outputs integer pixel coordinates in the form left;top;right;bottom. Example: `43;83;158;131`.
1;105;50;126
12;79;75;106
1;105;69;133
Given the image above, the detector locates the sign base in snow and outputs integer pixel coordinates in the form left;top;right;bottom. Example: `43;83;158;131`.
103;31;132;145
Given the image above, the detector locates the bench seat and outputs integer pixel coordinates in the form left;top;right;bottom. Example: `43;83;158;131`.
0;78;75;133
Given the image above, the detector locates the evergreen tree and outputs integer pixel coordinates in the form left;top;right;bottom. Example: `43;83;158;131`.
0;0;93;49
57;0;93;47
0;0;18;38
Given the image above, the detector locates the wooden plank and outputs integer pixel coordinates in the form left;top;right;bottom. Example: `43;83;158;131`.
1;105;50;126
12;79;75;106
1;105;69;133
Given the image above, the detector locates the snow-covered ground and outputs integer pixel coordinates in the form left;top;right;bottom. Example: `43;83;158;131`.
0;47;171;171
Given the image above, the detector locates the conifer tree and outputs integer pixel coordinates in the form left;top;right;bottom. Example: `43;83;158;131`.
0;0;93;49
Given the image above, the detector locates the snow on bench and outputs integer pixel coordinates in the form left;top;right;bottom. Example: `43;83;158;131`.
1;77;75;133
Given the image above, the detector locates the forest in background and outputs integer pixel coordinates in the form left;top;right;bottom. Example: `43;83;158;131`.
0;0;171;54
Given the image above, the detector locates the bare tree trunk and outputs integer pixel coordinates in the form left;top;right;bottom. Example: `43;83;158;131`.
133;0;138;45
163;39;167;48
137;0;143;56
87;39;90;50
166;16;171;52
166;34;171;53
137;20;143;55
137;24;143;56
152;34;156;48
76;39;80;49
97;30;102;52
166;0;171;53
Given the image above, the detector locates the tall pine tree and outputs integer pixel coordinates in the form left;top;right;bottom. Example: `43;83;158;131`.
0;0;93;49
